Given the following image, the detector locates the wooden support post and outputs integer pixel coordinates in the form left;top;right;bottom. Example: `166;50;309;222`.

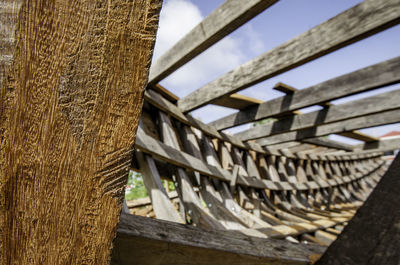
0;1;161;264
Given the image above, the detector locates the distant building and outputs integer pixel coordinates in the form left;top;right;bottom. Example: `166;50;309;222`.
381;131;400;159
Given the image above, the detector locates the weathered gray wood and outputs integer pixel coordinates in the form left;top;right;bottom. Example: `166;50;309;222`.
255;109;400;146
209;56;400;130
135;126;384;191
149;0;278;84
126;191;178;208
338;131;379;143
236;89;400;141
316;154;400;265
144;88;377;161
159;111;225;229
302;138;354;152
354;137;400;153
178;0;400;113
111;213;326;265
135;151;184;223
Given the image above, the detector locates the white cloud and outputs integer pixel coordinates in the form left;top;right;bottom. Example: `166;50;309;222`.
152;0;246;97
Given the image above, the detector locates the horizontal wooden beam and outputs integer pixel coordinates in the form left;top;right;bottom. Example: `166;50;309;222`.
302;138;354;152
209;56;400;130
149;0;278;84
178;0;400;112
354;138;400;153
111;213;326;265
235;89;400;141
211;93;263;110
135;125;383;190
144;89;381;161
255;109;400;146
338;131;379;143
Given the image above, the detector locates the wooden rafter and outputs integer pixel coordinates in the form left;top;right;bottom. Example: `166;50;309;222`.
177;0;400;113
209;57;400;130
149;0;278;84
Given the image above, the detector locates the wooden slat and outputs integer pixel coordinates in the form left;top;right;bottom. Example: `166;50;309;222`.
302;138;353;151
316;154;400;264
178;0;400;112
149;0;278;84
135;126;385;191
126;191;178;208
354;138;400;153
144;89;381;161
255;109;400;146
209;56;400;130
338;131;379;143
274;83;371;142
111;213;326;265
211;93;263;110
135;151;184;223
236;89;400;141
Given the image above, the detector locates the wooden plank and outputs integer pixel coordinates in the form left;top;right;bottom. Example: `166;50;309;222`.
135;127;385;191
126;191;178;208
255;109;400;146
111;213;326;265
316;154;400;265
159;111;225;229
211;93;263;110
148;0;278;84
302;138;354;152
209;56;400;130
274;82;332;108
0;1;161;264
354;138;400;153
135;151;184;223
338;131;379;143
144;88;378;161
236;89;400;141
178;0;400;112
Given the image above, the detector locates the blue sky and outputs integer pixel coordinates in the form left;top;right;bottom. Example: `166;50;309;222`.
152;0;400;144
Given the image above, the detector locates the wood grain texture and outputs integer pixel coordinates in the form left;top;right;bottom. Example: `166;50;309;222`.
0;0;161;264
316;154;400;265
209;55;400;131
149;0;278;84
178;0;400;113
111;213;326;265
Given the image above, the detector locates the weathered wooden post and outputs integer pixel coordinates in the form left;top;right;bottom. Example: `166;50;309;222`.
0;0;161;264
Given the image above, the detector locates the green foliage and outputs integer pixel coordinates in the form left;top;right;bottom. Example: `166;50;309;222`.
125;171;148;200
252;118;277;127
124;171;176;201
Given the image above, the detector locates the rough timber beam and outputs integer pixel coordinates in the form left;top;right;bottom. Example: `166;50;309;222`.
316;154;400;265
149;0;278;84
338;131;379;143
177;0;400;113
111;213;326;265
302;138;354;152
235;89;400;141
273;82;373;142
211;93;263;110
209;56;400;131
0;1;161;264
255;109;400;146
354;137;400;153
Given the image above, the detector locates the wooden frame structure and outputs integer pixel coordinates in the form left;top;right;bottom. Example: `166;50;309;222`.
112;0;400;264
2;0;399;264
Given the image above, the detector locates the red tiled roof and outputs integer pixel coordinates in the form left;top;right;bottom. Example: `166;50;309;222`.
381;131;400;138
